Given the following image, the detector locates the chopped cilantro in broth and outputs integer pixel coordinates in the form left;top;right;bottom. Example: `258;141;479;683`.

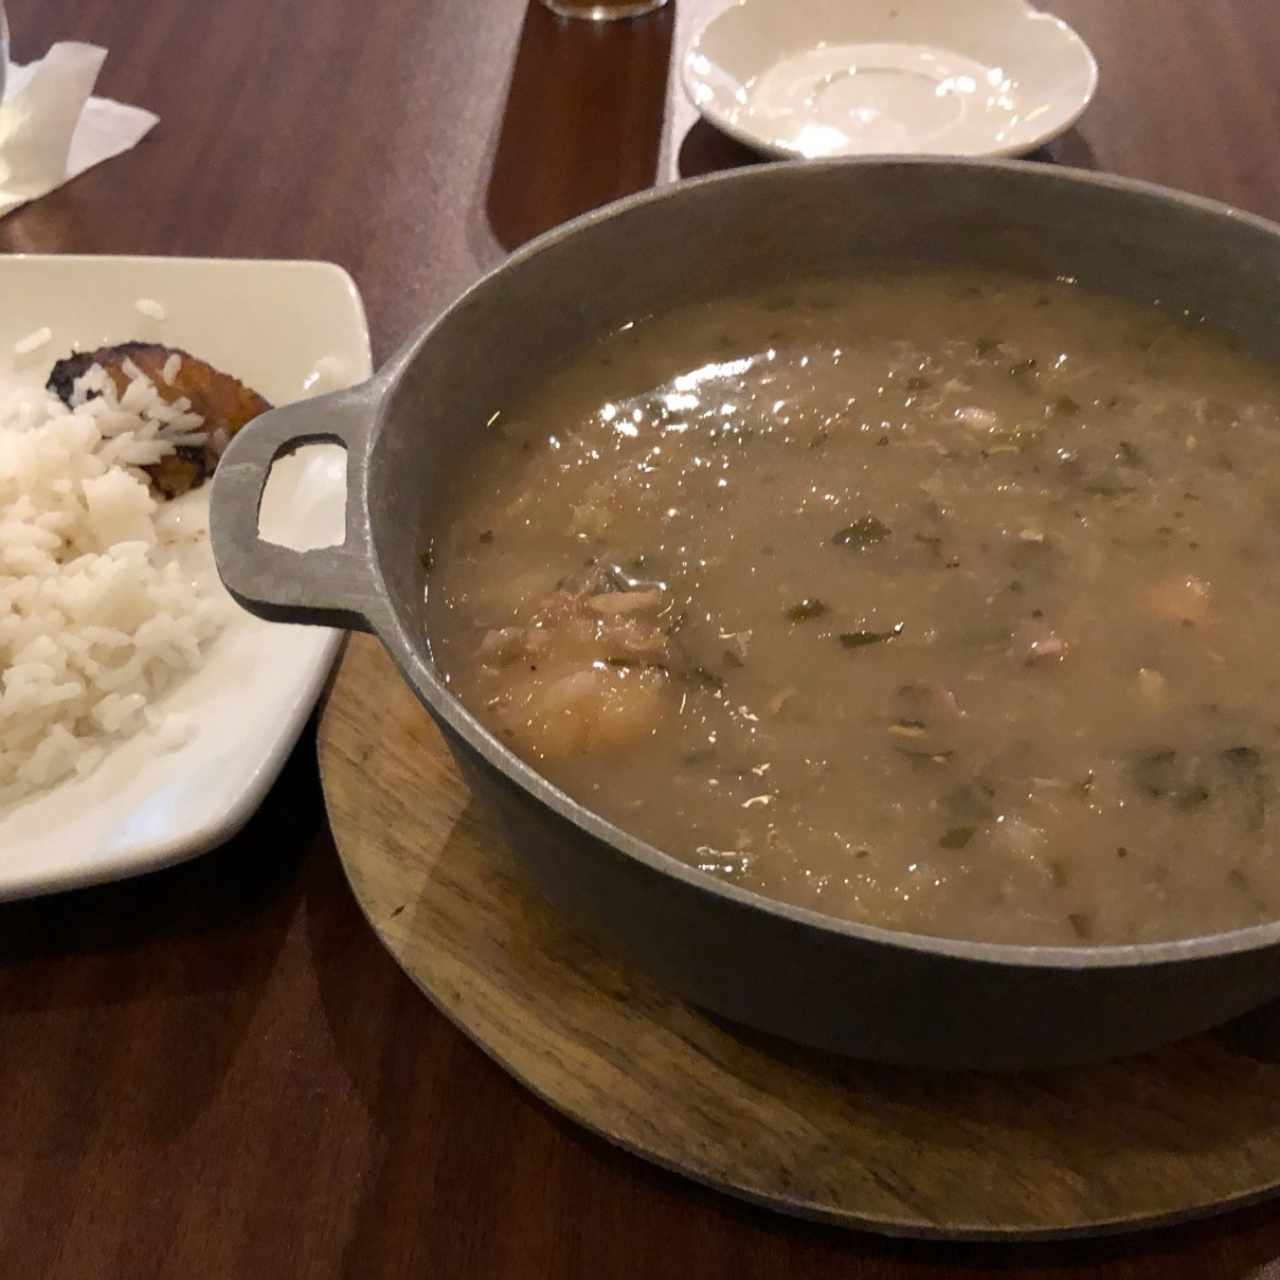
423;269;1280;946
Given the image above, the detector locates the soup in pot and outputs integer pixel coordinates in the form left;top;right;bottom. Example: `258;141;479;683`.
423;270;1280;946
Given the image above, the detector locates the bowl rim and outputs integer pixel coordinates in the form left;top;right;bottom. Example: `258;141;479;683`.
375;155;1280;973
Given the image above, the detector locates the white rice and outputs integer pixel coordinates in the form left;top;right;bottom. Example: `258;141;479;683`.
13;327;52;357
0;363;229;806
134;298;167;321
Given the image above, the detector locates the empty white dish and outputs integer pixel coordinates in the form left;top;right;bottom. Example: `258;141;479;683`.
682;0;1098;159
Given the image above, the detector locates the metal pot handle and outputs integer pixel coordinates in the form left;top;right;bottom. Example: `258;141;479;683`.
210;383;384;634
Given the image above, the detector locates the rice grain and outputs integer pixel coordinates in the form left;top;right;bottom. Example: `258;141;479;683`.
13;327;52;356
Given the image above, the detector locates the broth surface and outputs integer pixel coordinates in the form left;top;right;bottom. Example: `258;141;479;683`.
424;271;1280;945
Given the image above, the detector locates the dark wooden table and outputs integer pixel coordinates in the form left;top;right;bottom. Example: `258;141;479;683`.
4;2;1280;1275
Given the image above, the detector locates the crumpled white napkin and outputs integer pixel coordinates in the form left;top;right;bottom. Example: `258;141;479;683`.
0;42;159;219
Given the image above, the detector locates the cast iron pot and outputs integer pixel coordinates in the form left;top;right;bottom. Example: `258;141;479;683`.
211;159;1280;1070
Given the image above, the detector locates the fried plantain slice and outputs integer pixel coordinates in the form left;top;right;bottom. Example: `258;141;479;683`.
47;342;272;498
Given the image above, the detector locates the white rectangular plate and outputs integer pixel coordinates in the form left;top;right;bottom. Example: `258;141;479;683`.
0;255;372;899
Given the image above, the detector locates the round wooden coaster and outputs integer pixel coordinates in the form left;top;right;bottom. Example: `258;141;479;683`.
318;635;1280;1240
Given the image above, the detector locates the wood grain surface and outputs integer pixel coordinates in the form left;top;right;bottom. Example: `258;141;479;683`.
321;635;1280;1241
3;0;1280;1276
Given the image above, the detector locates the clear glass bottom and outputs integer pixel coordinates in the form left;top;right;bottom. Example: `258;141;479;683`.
540;0;668;20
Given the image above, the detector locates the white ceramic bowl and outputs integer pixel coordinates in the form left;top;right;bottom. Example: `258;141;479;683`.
0;256;371;900
683;0;1098;159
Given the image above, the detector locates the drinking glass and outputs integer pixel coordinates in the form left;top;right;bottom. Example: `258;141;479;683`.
540;0;669;20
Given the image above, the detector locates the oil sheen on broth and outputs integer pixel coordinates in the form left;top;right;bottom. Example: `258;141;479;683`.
424;271;1280;946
